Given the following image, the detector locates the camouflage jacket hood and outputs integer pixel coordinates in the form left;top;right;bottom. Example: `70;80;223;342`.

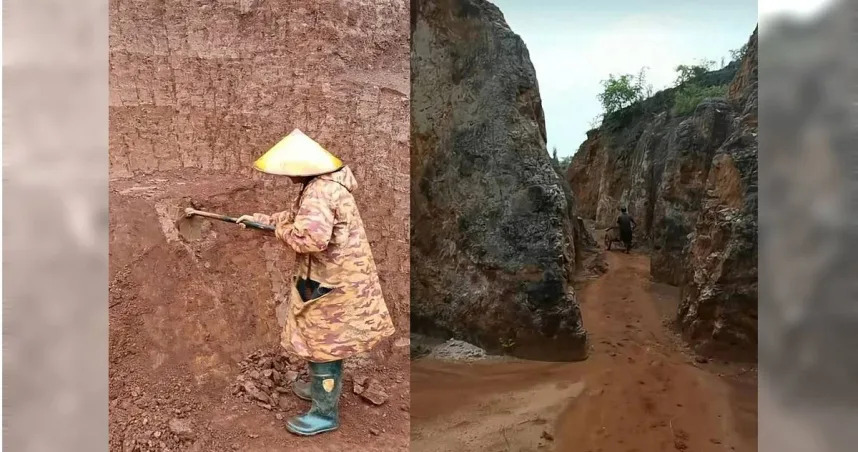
318;165;358;192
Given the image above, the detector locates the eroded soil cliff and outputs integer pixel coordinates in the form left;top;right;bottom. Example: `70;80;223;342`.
109;1;411;450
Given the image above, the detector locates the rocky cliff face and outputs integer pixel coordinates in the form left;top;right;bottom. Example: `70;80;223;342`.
567;29;758;359
411;0;598;361
678;30;758;360
567;63;740;258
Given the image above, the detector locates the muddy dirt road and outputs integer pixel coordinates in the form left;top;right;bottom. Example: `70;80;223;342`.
411;251;757;452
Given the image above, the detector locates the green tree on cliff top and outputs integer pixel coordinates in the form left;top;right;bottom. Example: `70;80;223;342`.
674;59;716;86
597;68;651;115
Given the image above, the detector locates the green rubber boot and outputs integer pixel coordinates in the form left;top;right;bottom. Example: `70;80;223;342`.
294;362;347;401
292;378;311;401
286;360;343;436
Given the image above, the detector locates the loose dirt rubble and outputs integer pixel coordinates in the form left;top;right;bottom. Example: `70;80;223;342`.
427;339;488;361
231;350;391;412
411;250;757;452
111;339;408;452
410;335;498;362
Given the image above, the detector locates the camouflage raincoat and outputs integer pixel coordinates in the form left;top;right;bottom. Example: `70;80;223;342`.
253;166;395;362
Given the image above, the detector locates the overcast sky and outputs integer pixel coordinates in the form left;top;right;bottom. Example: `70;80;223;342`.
491;0;758;157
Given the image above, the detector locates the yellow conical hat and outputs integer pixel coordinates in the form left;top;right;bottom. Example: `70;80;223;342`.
253;129;343;176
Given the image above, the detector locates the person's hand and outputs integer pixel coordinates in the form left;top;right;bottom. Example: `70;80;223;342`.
234;214;255;229
235;213;271;228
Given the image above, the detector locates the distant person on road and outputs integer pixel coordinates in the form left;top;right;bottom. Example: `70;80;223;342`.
617;207;637;253
235;129;395;437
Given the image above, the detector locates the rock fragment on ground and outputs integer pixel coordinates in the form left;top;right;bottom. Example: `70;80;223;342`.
353;375;389;405
233;350;307;413
168;418;194;441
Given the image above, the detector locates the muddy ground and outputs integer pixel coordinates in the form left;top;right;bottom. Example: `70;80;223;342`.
411;248;757;452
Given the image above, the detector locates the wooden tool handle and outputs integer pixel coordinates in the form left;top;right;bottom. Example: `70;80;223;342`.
185;208;275;232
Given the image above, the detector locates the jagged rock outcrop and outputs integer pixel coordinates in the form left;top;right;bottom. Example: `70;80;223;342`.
677;29;758;360
568;64;740;250
567;28;758;358
411;0;599;361
651;99;733;284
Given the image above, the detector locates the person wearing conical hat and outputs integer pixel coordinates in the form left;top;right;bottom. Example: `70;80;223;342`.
235;129;395;436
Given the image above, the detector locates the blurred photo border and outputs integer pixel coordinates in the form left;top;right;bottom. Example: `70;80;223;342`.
3;0;110;450
758;0;858;451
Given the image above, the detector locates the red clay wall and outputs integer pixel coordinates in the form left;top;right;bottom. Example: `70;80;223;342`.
109;0;410;377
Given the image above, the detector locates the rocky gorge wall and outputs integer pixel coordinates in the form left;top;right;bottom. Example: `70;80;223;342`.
411;0;600;361
109;0;410;396
567;29;758;359
567;61;742;284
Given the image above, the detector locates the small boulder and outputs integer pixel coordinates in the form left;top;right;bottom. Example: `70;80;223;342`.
168;418;194;441
242;382;270;404
359;380;389;406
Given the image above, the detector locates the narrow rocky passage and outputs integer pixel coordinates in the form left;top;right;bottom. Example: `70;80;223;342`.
411;251;757;452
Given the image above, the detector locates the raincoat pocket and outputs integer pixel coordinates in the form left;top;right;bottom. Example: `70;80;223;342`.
291;279;337;317
282;276;370;362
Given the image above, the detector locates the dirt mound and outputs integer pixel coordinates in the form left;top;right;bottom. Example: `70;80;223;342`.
232;350;310;413
427;339;488;361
